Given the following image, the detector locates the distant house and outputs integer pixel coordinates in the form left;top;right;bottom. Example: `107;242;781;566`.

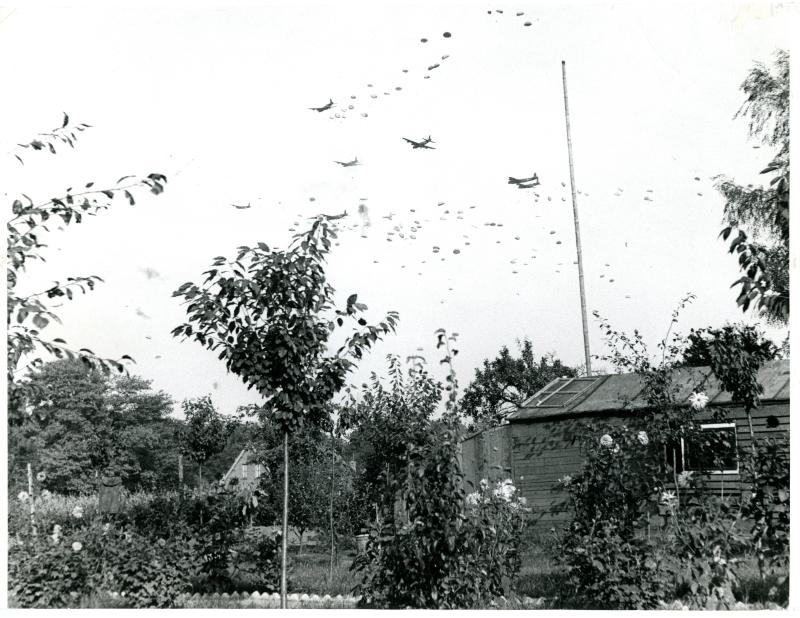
459;360;790;531
222;449;265;490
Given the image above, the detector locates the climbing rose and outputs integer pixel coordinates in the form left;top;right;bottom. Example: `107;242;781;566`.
72;541;82;552
600;434;613;448
637;431;649;445
17;491;29;503
660;490;677;508
72;505;84;519
36;471;46;482
40;489;52;500
688;391;709;411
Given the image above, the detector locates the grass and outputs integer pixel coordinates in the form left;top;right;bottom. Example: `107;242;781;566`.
287;548;358;596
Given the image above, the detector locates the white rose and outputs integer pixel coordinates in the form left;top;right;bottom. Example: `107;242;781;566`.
72;505;84;519
600;434;613;448
17;491;29;503
637;431;649;446
72;541;83;552
688;391;709;411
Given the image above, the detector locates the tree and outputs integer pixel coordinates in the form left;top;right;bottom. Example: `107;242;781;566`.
342;355;442;526
8;359;176;494
252;419;332;550
459;338;576;430
716;49;789;324
7;114;168;421
177;396;234;485
171;213;398;607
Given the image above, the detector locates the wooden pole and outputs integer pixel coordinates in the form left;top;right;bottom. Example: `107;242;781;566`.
561;60;592;376
329;430;336;583
281;430;289;609
27;463;36;536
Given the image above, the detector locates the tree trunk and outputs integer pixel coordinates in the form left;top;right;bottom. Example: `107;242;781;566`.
329;431;336;583
281;430;289;609
198;463;203;486
178;454;184;487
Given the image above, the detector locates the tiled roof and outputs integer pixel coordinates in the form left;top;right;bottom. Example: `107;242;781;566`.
506;359;789;422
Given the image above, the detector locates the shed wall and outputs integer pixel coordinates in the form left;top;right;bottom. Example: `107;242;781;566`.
459;424;513;493
510;402;789;531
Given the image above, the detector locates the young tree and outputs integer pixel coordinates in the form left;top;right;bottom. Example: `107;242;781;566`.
7;114;168;421
459;338;576;430
171;213;398;606
342;355;442;526
177;395;234;485
716;49;789;324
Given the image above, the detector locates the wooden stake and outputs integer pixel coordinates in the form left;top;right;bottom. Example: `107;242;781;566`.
281;430;289;609
561;60;592;376
27;463;36;536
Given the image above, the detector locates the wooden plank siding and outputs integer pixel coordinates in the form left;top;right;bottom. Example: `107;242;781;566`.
458;424;513;493
507;402;788;531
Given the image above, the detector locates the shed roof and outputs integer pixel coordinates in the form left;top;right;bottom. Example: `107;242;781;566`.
506;359;789;422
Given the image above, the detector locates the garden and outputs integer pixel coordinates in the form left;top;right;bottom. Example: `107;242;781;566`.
5;24;790;611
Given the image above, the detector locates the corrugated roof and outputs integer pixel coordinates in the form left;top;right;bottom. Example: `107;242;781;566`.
507;359;789;422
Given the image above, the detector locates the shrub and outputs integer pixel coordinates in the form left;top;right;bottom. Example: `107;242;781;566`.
353;428;526;608
9;521;199;608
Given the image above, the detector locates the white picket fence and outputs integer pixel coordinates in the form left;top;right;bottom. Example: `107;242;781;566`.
176;591;549;609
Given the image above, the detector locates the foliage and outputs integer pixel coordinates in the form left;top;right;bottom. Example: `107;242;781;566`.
9;520;198;608
682;324;778;412
459;338;576;430
739;436;790;596
177;395;235;482
352;331;526;609
353;433;527;608
253;420;337;540
172;213;398;435
557;303;789;609
340;355;442;525
8;359;177;494
7;114;167;421
715;49;789;323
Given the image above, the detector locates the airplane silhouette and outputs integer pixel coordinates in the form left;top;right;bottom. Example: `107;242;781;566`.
231;202;252;209
309;98;334;112
508;173;539;185
334;157;360;167
403;136;435;149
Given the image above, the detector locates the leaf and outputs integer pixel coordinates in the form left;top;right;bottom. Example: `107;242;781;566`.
62;112;69;128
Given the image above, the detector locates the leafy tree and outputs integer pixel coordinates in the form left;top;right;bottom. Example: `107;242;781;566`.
342;355;442;526
6;114;168;421
8;359;175;494
171;213;398;606
177;395;234;485
681;323;778;445
252;419;331;549
716;49;789;323
459;338;576;430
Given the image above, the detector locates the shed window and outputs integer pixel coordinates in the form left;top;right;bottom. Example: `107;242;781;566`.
536;377;602;408
682;423;738;474
242;464;249;479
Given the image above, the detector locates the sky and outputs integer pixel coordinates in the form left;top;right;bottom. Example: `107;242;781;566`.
1;1;794;420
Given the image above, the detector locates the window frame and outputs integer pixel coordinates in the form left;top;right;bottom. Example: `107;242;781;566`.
241;463;249;479
680;422;739;475
535;377;601;408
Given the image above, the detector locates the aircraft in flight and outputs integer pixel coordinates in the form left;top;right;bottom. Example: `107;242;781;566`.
403;136;435;149
309;98;334;112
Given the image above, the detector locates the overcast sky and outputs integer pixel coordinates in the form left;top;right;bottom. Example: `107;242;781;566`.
2;1;793;419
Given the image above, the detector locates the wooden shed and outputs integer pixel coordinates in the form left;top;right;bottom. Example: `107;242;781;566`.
460;360;789;531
